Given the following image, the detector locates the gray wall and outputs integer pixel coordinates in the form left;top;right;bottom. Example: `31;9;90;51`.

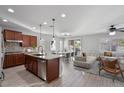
0;26;2;53
0;26;2;65
82;33;124;53
64;32;124;54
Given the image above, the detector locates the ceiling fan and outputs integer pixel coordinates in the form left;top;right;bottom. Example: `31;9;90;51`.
108;24;124;35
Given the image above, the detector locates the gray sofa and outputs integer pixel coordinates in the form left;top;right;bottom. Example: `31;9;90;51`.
73;56;97;69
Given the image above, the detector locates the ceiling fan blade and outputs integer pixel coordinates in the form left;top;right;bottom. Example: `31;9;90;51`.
118;30;124;32
108;24;124;32
118;28;124;30
116;29;124;32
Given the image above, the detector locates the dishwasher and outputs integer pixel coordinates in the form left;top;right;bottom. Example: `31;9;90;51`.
37;59;46;80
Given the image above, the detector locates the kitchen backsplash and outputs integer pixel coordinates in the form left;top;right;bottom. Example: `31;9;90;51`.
5;42;23;52
5;42;38;53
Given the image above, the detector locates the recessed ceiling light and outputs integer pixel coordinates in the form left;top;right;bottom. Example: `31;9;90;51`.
61;33;70;36
8;8;14;13
32;27;36;30
43;22;47;25
3;19;8;22
61;13;66;18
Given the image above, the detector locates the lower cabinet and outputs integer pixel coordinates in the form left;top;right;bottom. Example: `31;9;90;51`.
46;58;59;82
3;55;14;68
25;55;60;83
25;55;38;76
3;53;25;69
15;54;25;65
32;59;38;75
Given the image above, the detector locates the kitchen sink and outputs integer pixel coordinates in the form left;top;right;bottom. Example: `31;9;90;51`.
32;53;44;56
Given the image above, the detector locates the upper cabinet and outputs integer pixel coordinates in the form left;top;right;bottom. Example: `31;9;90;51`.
14;31;22;40
22;35;30;47
22;35;37;47
4;29;15;40
4;29;37;47
30;36;37;47
4;29;22;41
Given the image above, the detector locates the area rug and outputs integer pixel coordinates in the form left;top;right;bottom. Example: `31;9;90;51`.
74;61;124;82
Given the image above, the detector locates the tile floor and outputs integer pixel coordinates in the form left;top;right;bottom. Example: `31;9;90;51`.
1;61;124;87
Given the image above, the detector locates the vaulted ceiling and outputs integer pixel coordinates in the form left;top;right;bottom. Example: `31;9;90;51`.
1;5;124;37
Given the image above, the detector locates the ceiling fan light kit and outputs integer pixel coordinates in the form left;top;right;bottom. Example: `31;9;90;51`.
109;31;116;36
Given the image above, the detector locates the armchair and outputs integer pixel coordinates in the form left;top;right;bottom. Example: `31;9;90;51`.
99;57;124;81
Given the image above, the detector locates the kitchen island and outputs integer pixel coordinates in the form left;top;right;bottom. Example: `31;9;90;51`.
24;53;62;83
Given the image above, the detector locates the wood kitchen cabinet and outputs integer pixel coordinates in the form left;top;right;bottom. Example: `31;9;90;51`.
25;54;60;83
22;35;30;47
24;55;30;69
30;57;38;75
4;29;22;41
3;53;25;69
46;58;59;82
22;35;37;47
14;32;22;41
3;55;15;68
4;29;15;40
15;54;25;65
25;55;38;76
30;36;37;47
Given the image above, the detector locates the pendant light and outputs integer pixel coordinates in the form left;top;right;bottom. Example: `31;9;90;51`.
52;18;55;40
39;24;44;41
39;24;42;40
51;18;55;45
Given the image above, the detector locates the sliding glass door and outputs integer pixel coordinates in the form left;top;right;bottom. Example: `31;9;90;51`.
68;39;81;56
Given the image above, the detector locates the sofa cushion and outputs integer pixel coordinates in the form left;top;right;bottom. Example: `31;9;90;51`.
101;56;117;61
74;61;91;69
74;56;97;69
86;56;97;63
75;56;86;62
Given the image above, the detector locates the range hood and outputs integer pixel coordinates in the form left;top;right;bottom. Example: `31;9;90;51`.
6;40;23;43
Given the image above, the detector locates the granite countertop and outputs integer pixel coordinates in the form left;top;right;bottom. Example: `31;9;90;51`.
24;52;62;60
5;51;24;55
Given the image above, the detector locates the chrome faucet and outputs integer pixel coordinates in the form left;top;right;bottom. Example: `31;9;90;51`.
38;46;43;54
